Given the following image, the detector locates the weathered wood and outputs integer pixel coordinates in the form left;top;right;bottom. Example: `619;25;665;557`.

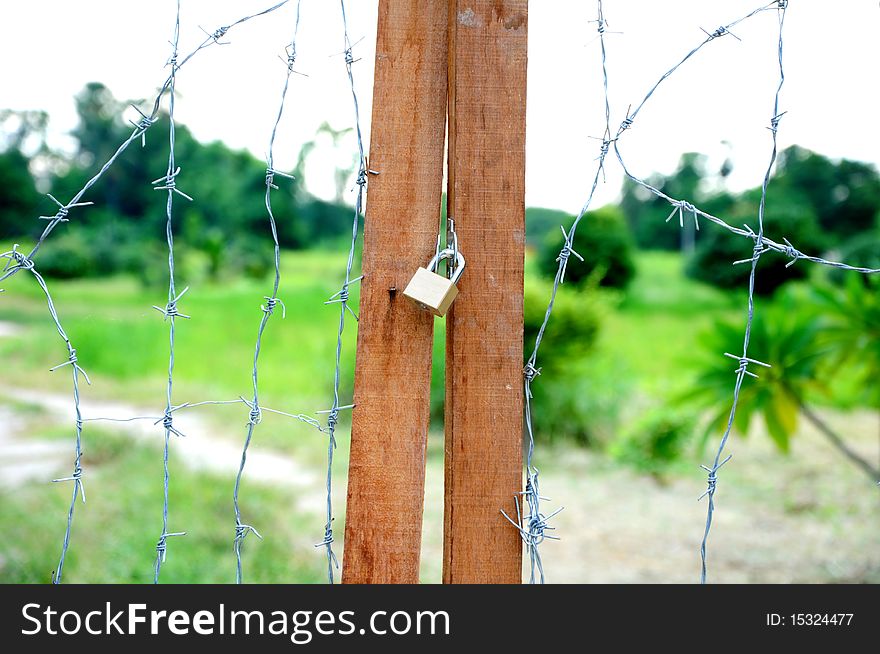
443;0;528;584
341;0;449;584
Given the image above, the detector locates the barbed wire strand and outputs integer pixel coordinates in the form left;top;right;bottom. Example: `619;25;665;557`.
503;0;614;584
695;0;789;586
606;0;877;581
152;0;189;584
0;3;293;286
81;397;326;432
232;0;302;584
0;0;293;585
609;1;787;585
5;258;90;585
311;0;369;584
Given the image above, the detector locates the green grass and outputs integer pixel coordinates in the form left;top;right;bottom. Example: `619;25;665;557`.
1;247;875;583
0;427;325;584
0;249;359;452
597;251;741;395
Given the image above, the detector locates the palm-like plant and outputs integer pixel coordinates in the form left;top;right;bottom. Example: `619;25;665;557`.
682;291;879;482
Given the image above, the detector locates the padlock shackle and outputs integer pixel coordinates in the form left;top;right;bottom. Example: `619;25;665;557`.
427;247;465;285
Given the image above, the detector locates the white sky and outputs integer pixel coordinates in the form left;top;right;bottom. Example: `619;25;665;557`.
2;0;879;213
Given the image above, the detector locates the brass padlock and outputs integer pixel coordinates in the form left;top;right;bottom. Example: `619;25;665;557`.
402;248;465;317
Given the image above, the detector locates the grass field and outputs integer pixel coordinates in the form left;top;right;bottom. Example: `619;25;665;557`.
0;248;876;583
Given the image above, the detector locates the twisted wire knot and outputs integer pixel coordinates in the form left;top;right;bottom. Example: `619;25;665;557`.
724;352;771;379
620;116;634;131
155;531;186;563
157;409;185;438
356;168;367;187
52;462;86;503
326;409;339;432
128;106;157;146
768;111;786;134
316;527;334;547
556;226;584;283
523;362;542;384
777;0;788;9
234;523;263;544
49;348;92;384
261;296;286;317
699;455;732;501
315;525;339;569
153;286;191;320
248;405;262;426
781;237;801;268
7;246;35;271
152;167;193;201
710;26;728;39
501;468;562;584
212;26;229;42
667;199;700;229
344;48;354;65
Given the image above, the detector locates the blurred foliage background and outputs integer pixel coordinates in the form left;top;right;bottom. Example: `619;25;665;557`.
1;82;878;582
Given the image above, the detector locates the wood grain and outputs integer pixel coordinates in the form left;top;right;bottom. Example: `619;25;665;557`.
342;0;449;584
443;0;528;584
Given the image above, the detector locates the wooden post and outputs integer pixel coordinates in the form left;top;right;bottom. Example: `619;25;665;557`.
342;0;449;584
443;0;528;583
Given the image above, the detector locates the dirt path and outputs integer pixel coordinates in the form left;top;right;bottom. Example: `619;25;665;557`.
0;387;317;492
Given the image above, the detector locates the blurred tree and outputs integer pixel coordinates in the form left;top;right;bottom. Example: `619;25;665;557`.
681;295;879;483
774;146;880;244
521;275;617;445
0;148;42;237
41;83;355;280
525;206;570;248
537;204;636;290
0;109;49;238
621;152;713;252
686;186;822;296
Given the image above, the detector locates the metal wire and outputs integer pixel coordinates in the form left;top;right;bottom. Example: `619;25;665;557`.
505;0;613;585
0;0;295;584
310;0;369;585
231;0;302;586
152;0;188;584
5;0;879;587
607;0;877;582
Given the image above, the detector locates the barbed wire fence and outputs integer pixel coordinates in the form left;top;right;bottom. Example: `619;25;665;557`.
231;0;302;585
2;0;878;585
0;0;369;584
515;0;879;585
312;0;371;585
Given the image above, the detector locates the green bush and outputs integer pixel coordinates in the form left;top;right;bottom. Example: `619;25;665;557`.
523;274;600;365
34;220;192;287
523;275;625;445
537;205;636;290
686;187;823;296
826;229;880;286
610;407;695;478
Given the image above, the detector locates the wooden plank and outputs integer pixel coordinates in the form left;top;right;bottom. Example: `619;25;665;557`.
342;0;449;584
443;0;528;584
